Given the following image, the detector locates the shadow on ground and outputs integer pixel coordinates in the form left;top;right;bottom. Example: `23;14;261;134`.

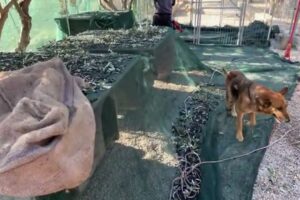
74;71;209;200
79;144;175;200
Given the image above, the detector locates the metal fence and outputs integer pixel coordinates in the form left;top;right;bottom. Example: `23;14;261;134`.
189;0;247;45
95;0;299;47
133;0;298;46
188;0;298;46
132;0;154;24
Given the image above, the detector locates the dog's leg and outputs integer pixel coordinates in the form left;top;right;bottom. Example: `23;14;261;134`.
226;84;233;111
225;90;231;110
231;103;237;117
249;112;256;126
236;112;244;142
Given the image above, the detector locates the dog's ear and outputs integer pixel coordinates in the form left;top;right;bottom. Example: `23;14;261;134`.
279;87;288;96
257;97;272;108
222;68;228;75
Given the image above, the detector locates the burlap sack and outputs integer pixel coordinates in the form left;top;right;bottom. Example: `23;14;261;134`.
0;58;95;197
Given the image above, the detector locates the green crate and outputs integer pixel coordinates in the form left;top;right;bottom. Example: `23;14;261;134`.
55;10;135;36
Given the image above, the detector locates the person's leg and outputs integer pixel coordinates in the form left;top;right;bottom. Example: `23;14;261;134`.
163;15;172;27
153;14;158;26
153;14;172;27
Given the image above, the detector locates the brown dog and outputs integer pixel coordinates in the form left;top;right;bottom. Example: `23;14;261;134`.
223;69;290;142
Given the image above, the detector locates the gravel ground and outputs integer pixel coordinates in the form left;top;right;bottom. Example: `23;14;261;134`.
253;83;300;200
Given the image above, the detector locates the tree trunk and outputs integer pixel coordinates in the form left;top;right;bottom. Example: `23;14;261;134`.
99;0;118;11
58;0;68;15
15;0;32;53
0;1;15;40
127;0;134;10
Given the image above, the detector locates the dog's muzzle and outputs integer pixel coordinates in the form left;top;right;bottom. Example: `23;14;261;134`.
273;114;290;123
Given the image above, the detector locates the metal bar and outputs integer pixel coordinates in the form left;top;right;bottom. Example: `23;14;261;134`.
267;12;274;41
193;0;201;44
237;0;247;45
228;0;239;8
289;0;298;33
190;0;220;3
64;0;71;36
239;0;248;45
287;0;300;43
219;0;224;26
237;2;244;45
267;0;276;41
196;0;202;44
196;0;201;44
190;0;193;25
240;0;249;45
201;0;222;2
193;0;198;43
263;0;268;22
201;6;241;9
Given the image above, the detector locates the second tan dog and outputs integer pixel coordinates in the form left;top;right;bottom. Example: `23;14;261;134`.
223;69;290;142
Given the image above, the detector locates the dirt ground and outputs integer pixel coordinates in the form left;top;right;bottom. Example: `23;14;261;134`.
75;71;208;200
253;83;300;200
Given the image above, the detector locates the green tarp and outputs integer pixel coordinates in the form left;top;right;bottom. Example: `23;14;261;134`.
55;10;135;36
190;46;299;200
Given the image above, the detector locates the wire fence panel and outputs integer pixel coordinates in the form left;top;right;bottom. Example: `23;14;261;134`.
132;0;154;24
189;0;246;45
171;0;298;47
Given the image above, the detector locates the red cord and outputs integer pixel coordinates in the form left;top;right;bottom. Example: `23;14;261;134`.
172;20;183;32
284;0;300;60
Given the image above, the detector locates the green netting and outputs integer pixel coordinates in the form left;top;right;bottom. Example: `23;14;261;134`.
131;0;154;23
180;21;280;47
174;36;209;71
189;46;299;200
0;9;299;198
55;10;135;36
169;45;299;200
192;46;299;90
0;0;103;52
0;0;158;52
